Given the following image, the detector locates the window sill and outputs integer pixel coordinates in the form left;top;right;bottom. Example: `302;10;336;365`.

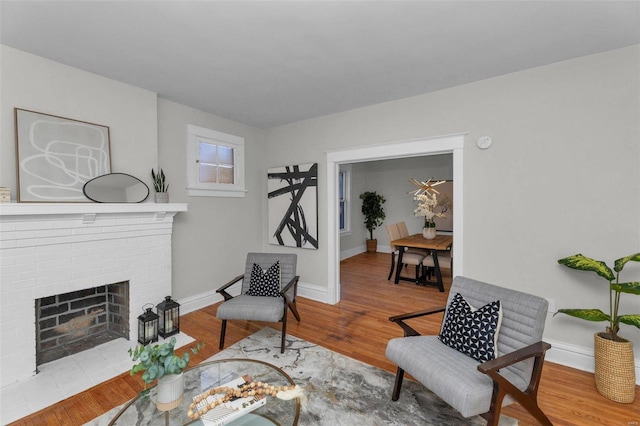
187;187;247;198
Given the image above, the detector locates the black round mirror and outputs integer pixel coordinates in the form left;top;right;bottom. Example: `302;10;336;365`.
83;173;149;203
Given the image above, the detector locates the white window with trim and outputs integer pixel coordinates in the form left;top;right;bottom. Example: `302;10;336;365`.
187;124;246;197
338;165;351;234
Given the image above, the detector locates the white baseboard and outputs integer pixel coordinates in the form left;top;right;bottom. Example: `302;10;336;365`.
340;244;392;260
377;244;392;254
296;281;330;303
178;291;223;315
340;245;365;260
544;337;640;385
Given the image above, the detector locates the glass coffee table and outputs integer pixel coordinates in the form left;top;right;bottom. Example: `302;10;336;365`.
109;358;300;426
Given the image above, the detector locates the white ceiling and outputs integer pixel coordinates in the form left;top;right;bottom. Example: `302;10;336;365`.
2;1;639;128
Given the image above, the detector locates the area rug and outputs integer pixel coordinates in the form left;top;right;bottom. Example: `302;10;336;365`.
87;328;517;425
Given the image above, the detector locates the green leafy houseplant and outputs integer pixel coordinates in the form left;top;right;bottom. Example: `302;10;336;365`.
129;337;203;388
151;168;169;193
556;253;640;341
359;191;386;240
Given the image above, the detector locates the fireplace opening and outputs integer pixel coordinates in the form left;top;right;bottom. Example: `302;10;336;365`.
35;281;130;367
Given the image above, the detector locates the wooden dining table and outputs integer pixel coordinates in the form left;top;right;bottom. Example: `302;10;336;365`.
390;233;453;292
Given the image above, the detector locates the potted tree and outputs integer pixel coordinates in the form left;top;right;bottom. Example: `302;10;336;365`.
556;253;640;403
360;191;386;253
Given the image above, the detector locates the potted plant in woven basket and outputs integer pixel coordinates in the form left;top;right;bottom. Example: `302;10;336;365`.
556;253;640;403
360;191;386;253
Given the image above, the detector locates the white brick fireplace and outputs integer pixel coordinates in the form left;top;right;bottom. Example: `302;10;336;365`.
0;203;187;386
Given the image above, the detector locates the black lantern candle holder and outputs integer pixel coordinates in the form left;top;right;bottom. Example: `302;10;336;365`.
156;295;180;338
137;305;159;345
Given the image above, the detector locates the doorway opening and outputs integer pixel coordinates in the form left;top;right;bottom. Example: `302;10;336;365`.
325;133;465;304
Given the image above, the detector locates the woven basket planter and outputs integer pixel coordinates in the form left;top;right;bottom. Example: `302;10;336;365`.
594;332;636;403
366;239;378;253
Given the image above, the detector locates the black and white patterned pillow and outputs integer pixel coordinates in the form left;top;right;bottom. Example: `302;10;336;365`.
438;293;503;363
245;261;281;297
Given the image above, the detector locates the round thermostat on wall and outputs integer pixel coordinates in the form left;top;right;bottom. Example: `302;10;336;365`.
476;136;492;149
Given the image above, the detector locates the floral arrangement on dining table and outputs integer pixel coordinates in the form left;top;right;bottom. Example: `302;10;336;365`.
414;192;450;229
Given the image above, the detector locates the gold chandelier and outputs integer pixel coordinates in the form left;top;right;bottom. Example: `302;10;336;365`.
407;177;445;196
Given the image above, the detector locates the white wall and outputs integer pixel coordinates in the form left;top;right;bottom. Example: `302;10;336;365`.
264;46;640;356
156;99;265;304
0;46;158;194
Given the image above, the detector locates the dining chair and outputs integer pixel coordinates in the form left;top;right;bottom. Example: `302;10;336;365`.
424;244;453;277
438;244;453;270
396;222;430;255
385;223;426;283
397;221;435;279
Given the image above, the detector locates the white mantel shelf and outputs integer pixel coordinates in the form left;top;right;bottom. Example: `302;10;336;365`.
0;202;187;217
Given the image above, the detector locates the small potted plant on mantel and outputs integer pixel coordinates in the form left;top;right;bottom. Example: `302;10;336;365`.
129;337;203;408
151;168;169;203
360;191;386;253
556;252;640;403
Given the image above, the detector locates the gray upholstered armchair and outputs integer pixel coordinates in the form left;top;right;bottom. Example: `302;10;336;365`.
386;276;552;425
216;253;300;353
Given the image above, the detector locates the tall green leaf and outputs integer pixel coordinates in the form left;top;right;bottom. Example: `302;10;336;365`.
611;282;640;295
556;308;609;322
558;254;615;281
614;253;640;273
618;314;640;329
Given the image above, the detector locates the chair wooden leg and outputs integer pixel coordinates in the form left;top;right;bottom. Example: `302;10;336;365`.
219;319;227;350
481;346;553;426
387;252;396;280
280;313;287;353
482;382;507;426
482;382;552;426
391;367;405;401
288;301;301;322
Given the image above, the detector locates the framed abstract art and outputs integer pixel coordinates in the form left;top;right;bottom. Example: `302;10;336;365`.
14;108;111;202
267;163;318;249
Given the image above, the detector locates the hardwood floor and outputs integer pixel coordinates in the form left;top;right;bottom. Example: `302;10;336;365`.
10;252;639;425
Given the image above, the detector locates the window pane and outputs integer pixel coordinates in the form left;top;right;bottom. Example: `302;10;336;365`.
339;201;345;229
199;164;217;183
199;141;217;164
339;172;344;199
187;124;245;197
218;165;234;184
219;146;234;165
